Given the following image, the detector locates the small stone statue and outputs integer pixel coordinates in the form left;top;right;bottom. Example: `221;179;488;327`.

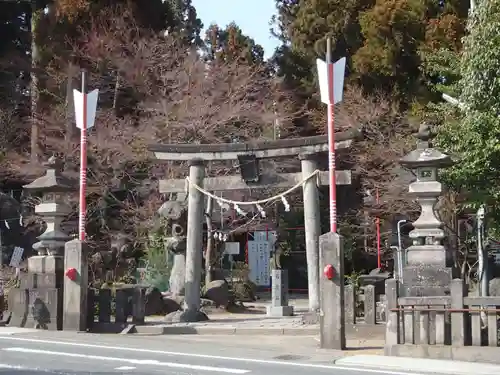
32;297;50;329
164;222;187;254
270;234;282;270
417;122;431;139
159;198;188;296
110;232;132;258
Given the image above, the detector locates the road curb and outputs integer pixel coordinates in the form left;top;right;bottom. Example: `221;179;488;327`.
133;325;319;336
0;327;39;335
334;355;500;375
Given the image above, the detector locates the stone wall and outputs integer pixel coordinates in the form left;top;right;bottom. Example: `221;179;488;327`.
345;284;386;325
385;278;500;364
8;256;63;330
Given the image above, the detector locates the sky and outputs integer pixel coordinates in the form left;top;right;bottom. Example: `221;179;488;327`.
191;0;281;59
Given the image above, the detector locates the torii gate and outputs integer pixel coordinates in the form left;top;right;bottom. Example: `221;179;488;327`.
149;129;359;319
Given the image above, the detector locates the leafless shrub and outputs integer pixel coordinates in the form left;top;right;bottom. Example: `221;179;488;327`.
22;5;302;252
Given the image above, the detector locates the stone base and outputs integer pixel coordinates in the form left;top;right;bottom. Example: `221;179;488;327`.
402;265;452;296
8;287;62;330
63;239;89;332
28;256;63;274
406;244;447;267
164;309;209;323
266;305;294;317
385;343;500;364
301;311;319;324
20;272;62;289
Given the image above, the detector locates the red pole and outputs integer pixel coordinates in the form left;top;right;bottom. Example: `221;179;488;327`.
326;38;337;233
245;230;249;264
79;71;88;242
376;188;381;268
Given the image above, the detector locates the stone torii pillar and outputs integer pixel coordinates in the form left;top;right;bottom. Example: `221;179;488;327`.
183;159;207;320
300;153;322;311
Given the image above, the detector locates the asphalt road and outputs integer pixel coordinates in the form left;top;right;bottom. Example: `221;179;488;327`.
0;331;424;375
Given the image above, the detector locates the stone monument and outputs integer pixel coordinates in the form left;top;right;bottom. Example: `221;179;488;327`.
19;156;75;330
399;123;454;296
267;238;294;317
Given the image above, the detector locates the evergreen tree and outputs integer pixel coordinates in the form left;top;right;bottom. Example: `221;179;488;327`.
271;0;468;101
0;1;31;112
438;0;500;226
204;22;265;65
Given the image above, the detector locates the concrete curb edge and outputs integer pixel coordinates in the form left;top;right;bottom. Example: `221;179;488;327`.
133;325;319;336
334;355;500;375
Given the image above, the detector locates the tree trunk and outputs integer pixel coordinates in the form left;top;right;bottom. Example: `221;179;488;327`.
65;63;76;144
30;6;42;163
113;71;121;113
205;196;214;285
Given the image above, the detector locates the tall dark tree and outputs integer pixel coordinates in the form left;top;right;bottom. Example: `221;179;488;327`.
0;1;31;112
271;0;469;101
204;22;265;65
271;0;374;96
437;0;500;228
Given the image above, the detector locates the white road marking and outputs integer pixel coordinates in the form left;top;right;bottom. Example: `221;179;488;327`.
0;336;424;375
3;347;250;374
0;364;26;369
114;366;137;370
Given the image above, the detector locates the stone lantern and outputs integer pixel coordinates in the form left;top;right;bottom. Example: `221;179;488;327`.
23;156;76;257
399;123;454;296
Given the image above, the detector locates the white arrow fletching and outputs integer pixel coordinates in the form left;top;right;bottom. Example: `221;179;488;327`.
73;88;99;130
316;57;346;105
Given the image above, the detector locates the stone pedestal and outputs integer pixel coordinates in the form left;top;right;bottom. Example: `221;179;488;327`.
266;269;294;317
28;256;63;275
319;232;345;350
63;239;89;331
402;264;452;296
12;255;64;330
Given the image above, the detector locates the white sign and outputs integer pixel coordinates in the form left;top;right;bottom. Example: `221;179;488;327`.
253;230;277;243
247;235;271;286
224;242;240;255
9;246;24;268
73;88;99;130
316;57;346;105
